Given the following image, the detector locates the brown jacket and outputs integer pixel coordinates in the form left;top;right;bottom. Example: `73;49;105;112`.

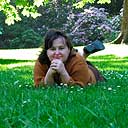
34;53;96;87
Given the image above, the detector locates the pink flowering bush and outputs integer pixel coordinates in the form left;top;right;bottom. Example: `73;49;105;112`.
63;7;114;45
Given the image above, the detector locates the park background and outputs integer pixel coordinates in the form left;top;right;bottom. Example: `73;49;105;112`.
0;0;128;127
0;0;126;49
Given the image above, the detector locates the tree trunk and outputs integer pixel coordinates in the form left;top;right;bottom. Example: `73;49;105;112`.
113;0;128;44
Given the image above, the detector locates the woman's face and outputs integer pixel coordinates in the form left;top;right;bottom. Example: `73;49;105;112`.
47;37;70;62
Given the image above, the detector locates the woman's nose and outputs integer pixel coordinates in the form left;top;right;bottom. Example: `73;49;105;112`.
54;49;60;54
53;49;62;59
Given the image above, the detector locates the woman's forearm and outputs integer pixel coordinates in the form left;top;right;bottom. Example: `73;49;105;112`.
60;70;70;84
44;74;55;85
44;69;55;85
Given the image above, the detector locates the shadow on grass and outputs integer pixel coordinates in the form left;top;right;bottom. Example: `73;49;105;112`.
0;59;34;64
1;55;128;71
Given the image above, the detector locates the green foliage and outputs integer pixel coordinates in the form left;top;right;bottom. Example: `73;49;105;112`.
10;29;43;48
0;0;112;25
0;0;121;48
73;0;111;8
65;7;114;45
97;0;111;4
0;0;21;25
0;0;78;48
0;25;3;35
0;54;128;127
0;0;43;25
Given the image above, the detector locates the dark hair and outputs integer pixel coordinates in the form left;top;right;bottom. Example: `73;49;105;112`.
38;29;75;66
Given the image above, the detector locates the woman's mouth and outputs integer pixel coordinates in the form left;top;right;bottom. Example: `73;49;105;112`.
53;53;62;59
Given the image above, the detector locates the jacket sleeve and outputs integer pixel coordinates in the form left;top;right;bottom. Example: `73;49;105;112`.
34;60;48;87
66;54;96;86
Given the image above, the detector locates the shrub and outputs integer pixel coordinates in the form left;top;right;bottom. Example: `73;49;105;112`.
10;29;43;48
0;26;3;35
111;8;122;31
35;1;77;36
63;7;114;45
0;3;122;48
103;8;122;43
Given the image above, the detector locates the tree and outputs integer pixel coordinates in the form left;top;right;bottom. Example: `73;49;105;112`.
0;0;111;25
0;0;45;25
75;0;128;44
1;0;127;44
112;0;128;44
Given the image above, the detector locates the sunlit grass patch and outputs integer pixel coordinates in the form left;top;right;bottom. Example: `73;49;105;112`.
88;55;128;71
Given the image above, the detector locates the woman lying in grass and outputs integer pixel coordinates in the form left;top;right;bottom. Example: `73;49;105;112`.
34;29;105;87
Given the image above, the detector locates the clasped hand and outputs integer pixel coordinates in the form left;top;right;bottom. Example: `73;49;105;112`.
50;59;65;74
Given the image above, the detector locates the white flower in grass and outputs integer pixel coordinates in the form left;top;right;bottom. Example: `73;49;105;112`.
19;85;22;88
120;74;123;78
80;87;83;90
64;83;68;86
23;101;27;104
60;83;64;86
117;85;121;88
103;86;106;89
88;83;91;86
70;91;73;93
113;89;116;93
25;84;29;87
65;91;68;94
77;87;83;92
23;99;31;104
108;87;112;91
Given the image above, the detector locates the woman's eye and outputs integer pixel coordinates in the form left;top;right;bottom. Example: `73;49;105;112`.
50;47;55;50
59;47;64;50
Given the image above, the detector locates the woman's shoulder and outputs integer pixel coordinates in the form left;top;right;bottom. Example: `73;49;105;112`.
67;53;85;65
72;52;85;60
65;52;88;72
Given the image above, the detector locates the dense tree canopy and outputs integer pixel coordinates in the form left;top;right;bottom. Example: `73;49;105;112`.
1;0;127;44
0;0;45;25
0;0;111;25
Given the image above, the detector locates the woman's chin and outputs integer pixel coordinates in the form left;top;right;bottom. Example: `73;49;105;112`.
51;58;62;61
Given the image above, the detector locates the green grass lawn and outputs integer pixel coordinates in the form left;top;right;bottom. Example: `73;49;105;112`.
0;53;128;127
